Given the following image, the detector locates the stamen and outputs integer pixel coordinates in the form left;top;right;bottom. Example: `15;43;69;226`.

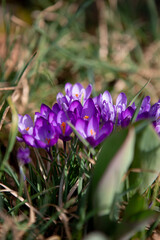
61;122;66;135
83;115;89;120
46;138;51;145
25;127;30;131
75;93;79;97
90;129;96;136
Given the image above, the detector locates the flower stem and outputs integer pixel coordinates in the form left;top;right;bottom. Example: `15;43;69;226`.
58;141;67;207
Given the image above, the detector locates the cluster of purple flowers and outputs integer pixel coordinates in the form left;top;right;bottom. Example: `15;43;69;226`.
17;82;160;149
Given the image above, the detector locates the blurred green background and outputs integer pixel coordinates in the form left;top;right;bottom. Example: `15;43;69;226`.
0;1;160;239
0;0;160;120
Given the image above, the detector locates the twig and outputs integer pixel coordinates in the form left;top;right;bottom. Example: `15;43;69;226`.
0;105;10;130
0;86;21;91
0;183;42;217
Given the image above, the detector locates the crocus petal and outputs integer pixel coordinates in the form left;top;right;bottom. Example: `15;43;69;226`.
69;100;82;118
27;127;33;135
131;102;136;110
65;83;72;96
18;123;25;131
86;136;97;147
96;121;113;143
23;135;37;147
116;92;127;109
93;95;100;105
85;84;92;99
87;116;99;137
17;147;31;165
34;112;41;122
34;117;45;129
57;110;75;124
82;98;97;120
141;96;150;111
155;124;160;135
64;124;73;136
149;102;160;119
52;103;60;115
48;136;59;146
75;118;88;138
103;91;113;104
40;104;52;119
16;136;23;142
57;110;68;124
35;139;47;148
72;83;82;98
18;114;23;122
18;114;34;135
121;106;135;127
137;112;150;121
23;114;33;127
57;92;64;102
34;123;59;148
57;110;75;140
48;112;56;124
102;102;116;123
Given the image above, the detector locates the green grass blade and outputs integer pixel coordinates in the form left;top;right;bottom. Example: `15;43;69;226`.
0;96;18;178
129;79;151;106
15;51;37;84
67;121;95;155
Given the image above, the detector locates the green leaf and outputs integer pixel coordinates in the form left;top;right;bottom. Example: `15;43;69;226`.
67;121;96;155
129;124;160;193
113;210;159;240
15;51;37;84
89;127;135;216
129;79;151;107
0;97;18;178
123;194;147;221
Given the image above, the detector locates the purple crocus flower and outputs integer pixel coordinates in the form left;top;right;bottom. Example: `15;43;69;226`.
23;117;59;149
16;82;160;151
81;98;98;121
155;123;160;135
153;115;160;136
17;147;31;165
56;93;71;111
93;91;113;108
149;100;160;120
56;110;75;141
17;114;34;142
116;93;136;127
116;93;128;125
149;100;160;136
136;96;151;121
18;114;33;135
101;101;116;123
69;98;98;121
65;83;72;97
52;102;61;115
69;100;83;119
75;116;113;147
120;106;135;127
34;104;55;122
93;91;116;123
65;82;92;105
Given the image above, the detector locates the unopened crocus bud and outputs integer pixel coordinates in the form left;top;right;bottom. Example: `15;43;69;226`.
17;147;31;165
